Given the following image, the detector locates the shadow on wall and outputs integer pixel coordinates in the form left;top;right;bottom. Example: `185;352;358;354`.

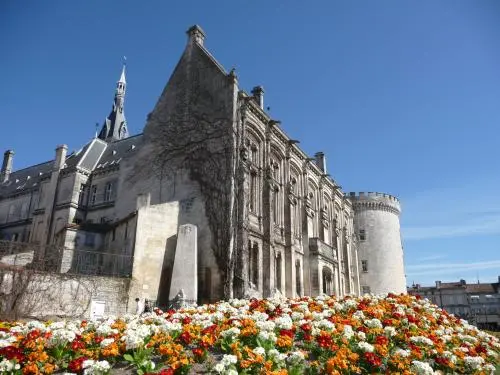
157;234;177;308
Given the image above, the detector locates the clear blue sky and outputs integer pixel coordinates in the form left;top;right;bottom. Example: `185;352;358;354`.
2;1;499;286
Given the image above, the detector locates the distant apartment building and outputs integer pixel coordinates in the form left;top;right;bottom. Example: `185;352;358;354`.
407;277;500;331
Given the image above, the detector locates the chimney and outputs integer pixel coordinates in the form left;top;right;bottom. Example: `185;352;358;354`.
186;25;205;46
1;150;14;182
314;152;327;173
460;279;466;286
54;144;68;170
251;86;264;109
435;280;441;289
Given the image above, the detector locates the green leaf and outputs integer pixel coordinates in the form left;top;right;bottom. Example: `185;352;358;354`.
123;353;134;362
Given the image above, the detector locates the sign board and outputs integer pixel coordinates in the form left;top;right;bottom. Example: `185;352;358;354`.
90;300;106;319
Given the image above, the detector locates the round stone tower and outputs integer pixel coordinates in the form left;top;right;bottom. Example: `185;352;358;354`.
347;192;406;295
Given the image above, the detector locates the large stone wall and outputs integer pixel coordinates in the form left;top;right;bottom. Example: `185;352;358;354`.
0;271;130;319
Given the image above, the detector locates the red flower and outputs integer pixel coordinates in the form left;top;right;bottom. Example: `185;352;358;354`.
68;356;88;372
316;332;333;349
71;339;86;351
375;335;389;346
300;323;312;332
202;325;217;335
182;317;192;324
192;347;205;357
280;329;295;338
179;331;191;344
94;336;104;344
0;346;25;363
363;352;382;367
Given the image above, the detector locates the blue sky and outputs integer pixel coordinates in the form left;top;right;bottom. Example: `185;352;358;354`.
1;1;499;286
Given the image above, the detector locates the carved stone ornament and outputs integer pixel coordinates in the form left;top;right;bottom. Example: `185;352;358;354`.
288;194;298;205
240;146;249;161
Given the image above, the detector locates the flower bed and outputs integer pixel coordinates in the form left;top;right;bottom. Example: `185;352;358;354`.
0;294;499;374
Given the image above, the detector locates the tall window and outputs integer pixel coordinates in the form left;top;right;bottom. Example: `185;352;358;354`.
359;229;366;241
322;267;333;295
362;286;371;294
275;253;282;292
252;243;259;287
273;189;279;225
104;182;113;202
249;173;256;212
295;260;302;297
78;184;86;206
361;260;368;272
90;185;97;205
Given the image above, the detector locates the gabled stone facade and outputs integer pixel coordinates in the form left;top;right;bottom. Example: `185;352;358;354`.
0;25;407;308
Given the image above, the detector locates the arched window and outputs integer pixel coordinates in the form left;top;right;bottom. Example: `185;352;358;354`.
322;266;333;295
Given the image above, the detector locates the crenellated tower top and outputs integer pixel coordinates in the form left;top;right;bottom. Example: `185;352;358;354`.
346;192;401;215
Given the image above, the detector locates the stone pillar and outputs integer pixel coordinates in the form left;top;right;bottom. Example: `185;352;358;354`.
169;224;198;305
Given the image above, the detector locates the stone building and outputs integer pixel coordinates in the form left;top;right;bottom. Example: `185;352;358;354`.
408;278;500;330
0;25;407;309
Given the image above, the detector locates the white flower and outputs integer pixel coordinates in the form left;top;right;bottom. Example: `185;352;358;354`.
410;336;434;346
100;338;115;347
364;318;383;329
286;351;305;365
343;325;354;339
221;354;238;366
410;360;435;375
464;356;484;370
384;326;396;337
250;346;265;357
0;359;21;372
258;330;277;343
49;329;76;347
214;363;225;373
393;348;411;357
357;341;374;353
220;327;240;339
357;331;366;340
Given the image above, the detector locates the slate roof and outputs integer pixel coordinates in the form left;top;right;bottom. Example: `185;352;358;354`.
94;134;143;170
0;134;144;199
0;160;53;198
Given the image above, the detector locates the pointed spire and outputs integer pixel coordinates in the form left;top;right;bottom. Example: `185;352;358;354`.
97;60;129;142
119;56;127;84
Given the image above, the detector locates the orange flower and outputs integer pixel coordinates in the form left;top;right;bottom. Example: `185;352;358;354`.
22;362;40;375
276;334;293;349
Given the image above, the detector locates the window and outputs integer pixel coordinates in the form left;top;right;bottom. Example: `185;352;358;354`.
104;182;113;202
78;184;87;206
295;260;302;297
249;173;256;212
359;229;366;241
85;233;96;247
90;185;97;205
112;228;116;241
11;233;18;242
362;286;371;294
275;253;282;292
361;260;368;272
